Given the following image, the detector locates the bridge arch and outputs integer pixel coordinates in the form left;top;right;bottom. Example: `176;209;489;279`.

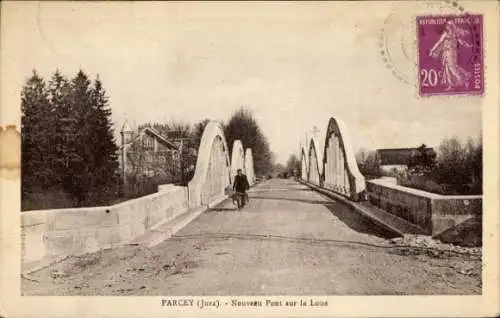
322;117;366;201
230;140;245;181
244;148;255;185
307;137;322;186
300;145;308;181
188;122;231;207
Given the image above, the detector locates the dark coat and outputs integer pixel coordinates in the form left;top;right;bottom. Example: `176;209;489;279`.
233;174;250;193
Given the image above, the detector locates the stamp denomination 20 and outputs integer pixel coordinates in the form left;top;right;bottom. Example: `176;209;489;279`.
417;14;483;96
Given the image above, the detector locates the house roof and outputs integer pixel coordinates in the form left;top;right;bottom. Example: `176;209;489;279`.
118;126;178;150
142;127;178;149
376;147;434;166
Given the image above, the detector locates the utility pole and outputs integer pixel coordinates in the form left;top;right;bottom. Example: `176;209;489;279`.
170;130;189;185
311;125;320;137
179;138;184;185
120;121;133;196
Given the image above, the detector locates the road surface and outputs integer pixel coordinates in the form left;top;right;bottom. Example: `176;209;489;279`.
22;179;481;295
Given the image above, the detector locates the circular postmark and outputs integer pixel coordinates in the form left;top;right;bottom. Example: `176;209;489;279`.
379;0;466;86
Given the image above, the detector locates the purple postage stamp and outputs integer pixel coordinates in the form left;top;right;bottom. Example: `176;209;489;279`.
417;14;483;96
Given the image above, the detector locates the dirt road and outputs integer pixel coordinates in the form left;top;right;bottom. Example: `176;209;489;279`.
22;179;481;295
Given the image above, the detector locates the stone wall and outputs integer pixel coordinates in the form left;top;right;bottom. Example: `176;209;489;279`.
21;121;249;273
21;185;188;271
366;178;482;235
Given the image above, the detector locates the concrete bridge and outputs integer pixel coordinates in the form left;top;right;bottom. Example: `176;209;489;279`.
21;117;482;295
299;116;481;241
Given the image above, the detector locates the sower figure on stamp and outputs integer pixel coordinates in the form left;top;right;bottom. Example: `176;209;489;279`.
232;169;250;210
429;20;473;90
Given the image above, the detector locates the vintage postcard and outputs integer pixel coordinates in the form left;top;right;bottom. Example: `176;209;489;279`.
1;1;499;317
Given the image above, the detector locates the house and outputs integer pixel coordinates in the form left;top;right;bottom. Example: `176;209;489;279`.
118;122;179;180
376;146;435;174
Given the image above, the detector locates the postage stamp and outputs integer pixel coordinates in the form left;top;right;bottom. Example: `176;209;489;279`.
417;14;484;96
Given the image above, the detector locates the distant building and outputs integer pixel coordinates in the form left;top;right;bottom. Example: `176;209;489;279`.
376;147;435;174
118;122;179;180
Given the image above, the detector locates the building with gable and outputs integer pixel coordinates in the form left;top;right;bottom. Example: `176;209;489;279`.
118;122;180;181
375;146;435;174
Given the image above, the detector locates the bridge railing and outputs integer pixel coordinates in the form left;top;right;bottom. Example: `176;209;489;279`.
298;117;482;240
21;120;256;272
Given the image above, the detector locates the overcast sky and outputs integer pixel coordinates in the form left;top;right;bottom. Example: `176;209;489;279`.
1;2;484;163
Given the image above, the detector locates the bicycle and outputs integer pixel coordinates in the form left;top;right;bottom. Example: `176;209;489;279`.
234;192;246;210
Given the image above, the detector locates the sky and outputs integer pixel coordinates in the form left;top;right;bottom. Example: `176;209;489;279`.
1;1;485;164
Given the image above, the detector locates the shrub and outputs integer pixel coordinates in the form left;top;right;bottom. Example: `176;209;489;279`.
399;177;445;195
396;136;482;195
22;188;78;211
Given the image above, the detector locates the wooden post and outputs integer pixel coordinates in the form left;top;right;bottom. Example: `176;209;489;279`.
179;138;184;185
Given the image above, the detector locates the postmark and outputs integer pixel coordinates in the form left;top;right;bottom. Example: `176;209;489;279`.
379;0;466;87
417;14;484;96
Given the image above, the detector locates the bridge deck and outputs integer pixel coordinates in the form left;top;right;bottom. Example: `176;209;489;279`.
22;179;480;295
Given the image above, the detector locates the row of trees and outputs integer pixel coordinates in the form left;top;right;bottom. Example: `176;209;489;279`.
284;136;482;195
22;70;119;210
355;137;482;195
21;71;276;210
224;107;274;176
284;154;301;178
433;137;482;194
135;107;275;180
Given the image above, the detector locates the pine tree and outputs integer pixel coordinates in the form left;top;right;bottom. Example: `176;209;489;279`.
22;69;120;207
21;70;52;194
47;70;73;184
90;75;119;200
63;70;94;203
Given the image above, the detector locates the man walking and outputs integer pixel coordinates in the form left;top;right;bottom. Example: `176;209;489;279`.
233;169;250;209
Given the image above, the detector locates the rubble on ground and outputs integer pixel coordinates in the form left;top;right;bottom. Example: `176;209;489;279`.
388;235;482;256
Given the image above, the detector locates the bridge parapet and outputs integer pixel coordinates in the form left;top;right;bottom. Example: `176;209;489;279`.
21;119;256;273
21;184;188;273
367;178;482;236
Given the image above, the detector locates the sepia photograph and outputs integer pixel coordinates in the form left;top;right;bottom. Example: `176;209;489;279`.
1;0;499;317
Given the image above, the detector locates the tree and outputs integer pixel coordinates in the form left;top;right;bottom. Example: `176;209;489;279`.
285;154;301;177
47;70;73;186
21;69;120;208
21;70;52;195
224;107;274;176
468;136;482;193
434;136;482;194
58;70;95;204
89;76;119;199
274;163;287;178
191;119;210;151
407;144;436;174
355;147;370;165
355;148;380;177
